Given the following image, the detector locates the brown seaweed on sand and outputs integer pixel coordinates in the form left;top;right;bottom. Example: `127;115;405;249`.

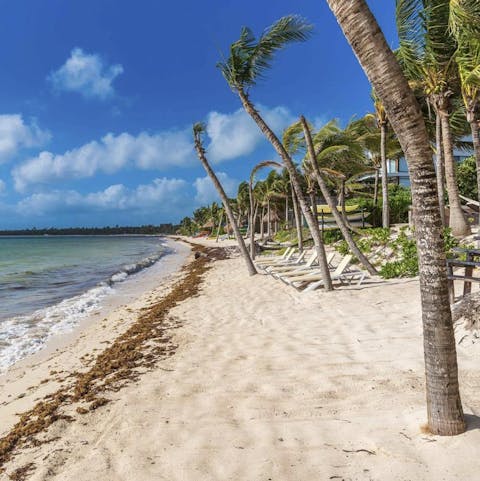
0;243;227;474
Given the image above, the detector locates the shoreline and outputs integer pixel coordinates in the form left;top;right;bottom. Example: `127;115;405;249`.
0;238;192;439
0;237;189;377
0;238;479;480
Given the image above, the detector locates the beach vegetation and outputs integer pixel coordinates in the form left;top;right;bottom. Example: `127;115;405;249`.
456;155;478;200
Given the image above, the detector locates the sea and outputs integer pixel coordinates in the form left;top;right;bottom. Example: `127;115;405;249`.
0;235;182;373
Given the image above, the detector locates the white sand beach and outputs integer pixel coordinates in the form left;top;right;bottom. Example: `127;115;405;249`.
1;238;479;480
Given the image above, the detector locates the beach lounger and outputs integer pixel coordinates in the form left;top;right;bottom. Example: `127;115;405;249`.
281;254;353;291
269;251;335;277
255;247;294;265
266;249;315;274
258;249;306;271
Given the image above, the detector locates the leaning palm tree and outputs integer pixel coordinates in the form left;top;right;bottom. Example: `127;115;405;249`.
300;117;378;275
217;16;333;290
193;123;257;276
284;116;378;274
326;0;465;435
396;0;470;236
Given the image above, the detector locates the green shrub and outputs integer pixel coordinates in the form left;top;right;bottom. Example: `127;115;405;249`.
350;186;411;227
322;229;343;244
456;156;477;200
379;229;418;278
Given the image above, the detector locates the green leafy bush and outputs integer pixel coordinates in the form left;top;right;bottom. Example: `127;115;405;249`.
351;185;411;227
322;229;343;245
456;156;477;200
379;229;418;278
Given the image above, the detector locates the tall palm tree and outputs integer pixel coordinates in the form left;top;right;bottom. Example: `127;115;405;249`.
326;0;465;435
193;123;257;276
282;131;308;253
236;181;250;229
396;0;470;236
272;172;291;228
347;115;403;209
454;37;480;205
372;91;391;228
217;16;333;290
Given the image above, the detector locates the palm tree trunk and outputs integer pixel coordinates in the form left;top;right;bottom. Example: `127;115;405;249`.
435;113;447;227
439;109;470;236
267;199;271;238
238;89;333;290
373;168;379;206
339;181;346;220
301;117;378;276
285;195;289;227
260;206;265;240
468;118;480;209
193;134;257;276
249;185;256;258
215;211;223;242
292;187;303;252
326;0;465;435
380;122;390;228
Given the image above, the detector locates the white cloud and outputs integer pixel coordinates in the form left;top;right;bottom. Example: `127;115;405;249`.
0;114;50;163
0;179;5;195
48;48;124;99
16;177;189;216
12;130;194;192
193;172;238;205
12;104;293;192
205;105;294;163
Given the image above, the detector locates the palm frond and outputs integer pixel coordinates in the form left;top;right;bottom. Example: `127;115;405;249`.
249;160;282;187
282;120;305;155
449;0;480;37
217;15;312;90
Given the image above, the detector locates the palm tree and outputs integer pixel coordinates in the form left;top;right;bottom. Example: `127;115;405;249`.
326;0;465;435
249;160;282;258
236;181;250;229
300;117;378;275
193;123;257;276
454;37;480;206
396;0;470;236
217;16;333;290
282;131;308;253
372;91;391;228
347;115;403;209
272;171;291;228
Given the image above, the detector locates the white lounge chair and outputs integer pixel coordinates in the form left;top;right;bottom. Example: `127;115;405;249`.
281;254;353;291
270;251;335;277
265;249;315;274
255;247;294;265
256;248;306;271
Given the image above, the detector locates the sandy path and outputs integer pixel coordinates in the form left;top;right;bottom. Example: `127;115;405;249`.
3;251;480;480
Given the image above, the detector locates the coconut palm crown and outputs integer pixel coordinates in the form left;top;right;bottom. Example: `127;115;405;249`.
217;15;313;91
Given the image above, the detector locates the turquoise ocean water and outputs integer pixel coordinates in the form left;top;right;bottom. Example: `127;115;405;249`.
0;235;171;372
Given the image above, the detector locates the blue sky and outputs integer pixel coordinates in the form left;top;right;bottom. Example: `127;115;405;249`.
0;0;397;228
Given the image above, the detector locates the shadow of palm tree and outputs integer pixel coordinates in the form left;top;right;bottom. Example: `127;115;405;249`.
465;413;480;432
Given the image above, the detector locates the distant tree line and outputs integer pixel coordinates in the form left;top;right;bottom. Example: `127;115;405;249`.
0;224;179;236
